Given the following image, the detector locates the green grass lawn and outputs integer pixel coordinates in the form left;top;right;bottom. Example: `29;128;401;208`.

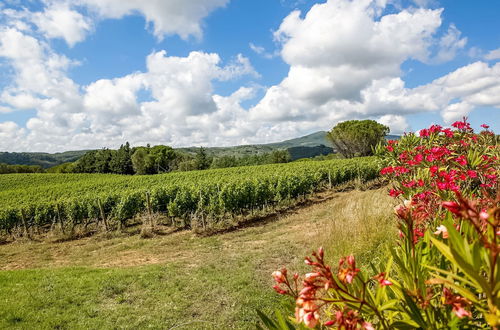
0;188;396;329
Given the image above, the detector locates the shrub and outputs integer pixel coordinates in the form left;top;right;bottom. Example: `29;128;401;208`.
264;119;499;329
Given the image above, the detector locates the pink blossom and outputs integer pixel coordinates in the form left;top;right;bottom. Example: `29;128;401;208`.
434;225;449;239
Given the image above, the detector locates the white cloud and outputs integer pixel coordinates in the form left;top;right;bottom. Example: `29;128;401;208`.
31;3;92;46
249;0;445;131
441;102;473;124
76;0;229;40
0;0;499;152
485;48;500;61
378;114;409;134
432;24;467;63
249;42;278;59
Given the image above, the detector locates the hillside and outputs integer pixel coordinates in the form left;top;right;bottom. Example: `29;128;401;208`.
0;131;401;167
0;150;89;169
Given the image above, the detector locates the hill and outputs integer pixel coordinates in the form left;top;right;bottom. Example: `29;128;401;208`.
0;150;89;169
0;131;400;167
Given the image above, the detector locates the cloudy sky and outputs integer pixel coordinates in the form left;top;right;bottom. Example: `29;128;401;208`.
0;0;499;152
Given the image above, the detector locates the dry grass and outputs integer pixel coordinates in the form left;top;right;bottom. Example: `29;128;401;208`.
0;187;397;329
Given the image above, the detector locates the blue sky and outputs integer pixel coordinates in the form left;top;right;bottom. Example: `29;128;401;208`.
0;0;499;152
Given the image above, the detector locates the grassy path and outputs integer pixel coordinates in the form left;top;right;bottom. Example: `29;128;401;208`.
0;188;395;329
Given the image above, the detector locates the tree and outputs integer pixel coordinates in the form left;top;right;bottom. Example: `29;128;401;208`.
326;120;389;158
268;150;291;164
131;147;155;175
110;142;134;175
150;145;177;173
194;147;211;170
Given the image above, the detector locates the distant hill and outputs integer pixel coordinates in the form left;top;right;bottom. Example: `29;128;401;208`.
0;131;401;167
0;150;89;169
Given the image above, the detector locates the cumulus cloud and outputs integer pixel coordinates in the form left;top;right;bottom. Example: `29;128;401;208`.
76;0;229;40
247;0;498;140
0;0;499;152
378;114;410;134
0;25;258;151
249;0;445;130
31;3;92;46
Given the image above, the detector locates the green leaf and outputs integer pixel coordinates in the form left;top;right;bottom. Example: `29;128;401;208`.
256;309;279;329
391;320;422;329
275;310;296;330
402;290;427;328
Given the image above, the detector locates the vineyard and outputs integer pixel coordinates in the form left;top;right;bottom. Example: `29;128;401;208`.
0;157;379;238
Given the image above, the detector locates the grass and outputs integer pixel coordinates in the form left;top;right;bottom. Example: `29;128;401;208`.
0;187;396;329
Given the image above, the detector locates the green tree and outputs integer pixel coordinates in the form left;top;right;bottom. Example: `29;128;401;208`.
326;120;389;158
131;147;155;175
194;147;211;170
110;142;134;175
268;150;291;164
150;145;177;173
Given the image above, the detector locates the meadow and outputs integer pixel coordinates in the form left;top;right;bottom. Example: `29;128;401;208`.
0;188;395;329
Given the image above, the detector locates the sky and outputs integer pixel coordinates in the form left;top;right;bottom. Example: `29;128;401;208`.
0;0;499;152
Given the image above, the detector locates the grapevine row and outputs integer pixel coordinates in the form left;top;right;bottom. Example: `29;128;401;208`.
0;158;379;235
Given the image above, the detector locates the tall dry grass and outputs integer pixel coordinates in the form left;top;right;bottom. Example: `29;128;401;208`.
317;187;397;267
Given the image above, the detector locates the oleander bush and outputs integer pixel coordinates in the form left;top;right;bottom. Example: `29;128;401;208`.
264;119;499;329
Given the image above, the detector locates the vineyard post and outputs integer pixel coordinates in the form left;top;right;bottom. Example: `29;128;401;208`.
97;199;109;232
328;170;332;189
56;204;65;234
145;191;154;230
20;209;30;239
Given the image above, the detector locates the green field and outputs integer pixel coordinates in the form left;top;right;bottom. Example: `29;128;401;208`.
0;188;396;329
0;158;379;236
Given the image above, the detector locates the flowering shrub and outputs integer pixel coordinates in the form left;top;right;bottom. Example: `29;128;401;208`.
261;118;499;329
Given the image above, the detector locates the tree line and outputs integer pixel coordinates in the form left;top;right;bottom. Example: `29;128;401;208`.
48;143;291;175
0;163;45;174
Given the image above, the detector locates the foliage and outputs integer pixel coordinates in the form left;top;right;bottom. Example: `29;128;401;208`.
264;119;499;329
0;150;88;168
327;120;389;158
195;147;212;170
0;157;379;237
0;163;44;174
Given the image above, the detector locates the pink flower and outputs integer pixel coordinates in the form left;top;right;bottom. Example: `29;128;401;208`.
303;311;319;328
375;273;393;286
454;307;472;319
362;322;375;330
419;129;429;137
434;225;449;239
272;270;286;283
481;124;489;129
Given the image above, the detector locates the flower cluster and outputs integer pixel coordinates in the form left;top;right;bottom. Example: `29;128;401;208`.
265;119;498;329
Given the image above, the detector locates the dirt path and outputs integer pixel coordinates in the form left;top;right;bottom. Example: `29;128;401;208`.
0;187;393;271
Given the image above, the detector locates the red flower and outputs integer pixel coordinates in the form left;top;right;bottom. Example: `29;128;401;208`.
455;155;467;166
389;189;403;197
442;201;461;215
467;170;477;178
481;124;489;129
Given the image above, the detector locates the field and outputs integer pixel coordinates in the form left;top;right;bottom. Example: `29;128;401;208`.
0;188;396;329
0;158;379;237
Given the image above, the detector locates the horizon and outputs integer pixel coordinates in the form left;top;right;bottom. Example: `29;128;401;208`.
1;0;500;153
